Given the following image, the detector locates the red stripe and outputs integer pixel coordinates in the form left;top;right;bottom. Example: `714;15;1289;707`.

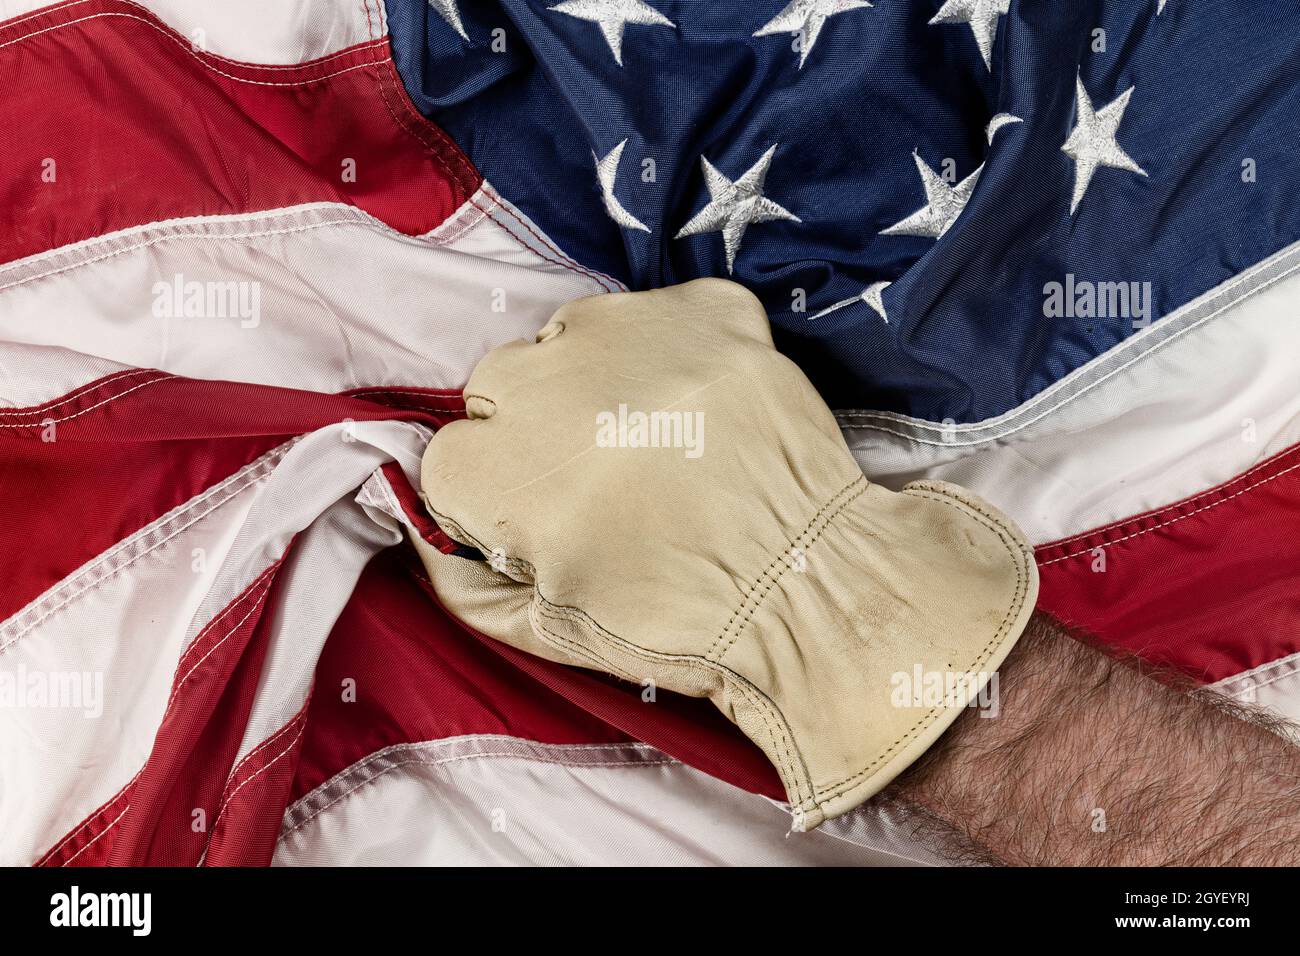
380;461;463;552
0;0;480;265
201;706;311;867
1036;442;1300;683
0;371;457;631
343;386;466;416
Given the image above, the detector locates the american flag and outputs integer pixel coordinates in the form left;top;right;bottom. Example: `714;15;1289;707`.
1;0;1296;865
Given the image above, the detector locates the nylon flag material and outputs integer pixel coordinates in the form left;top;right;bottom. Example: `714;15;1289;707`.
0;0;1296;867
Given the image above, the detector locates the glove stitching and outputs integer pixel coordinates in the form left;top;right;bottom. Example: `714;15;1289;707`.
426;509;476;548
705;475;869;663
531;597;814;810
805;484;1033;806
526;601;645;684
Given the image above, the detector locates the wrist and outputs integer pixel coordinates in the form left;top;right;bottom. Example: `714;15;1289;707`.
889;612;1109;863
889;611;1300;866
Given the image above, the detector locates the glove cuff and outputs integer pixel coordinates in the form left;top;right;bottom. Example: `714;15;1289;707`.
714;478;1039;830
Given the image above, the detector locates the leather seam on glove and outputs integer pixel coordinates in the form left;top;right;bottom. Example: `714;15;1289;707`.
804;483;1034;804
526;599;644;683
529;595;815;809
706;474;869;665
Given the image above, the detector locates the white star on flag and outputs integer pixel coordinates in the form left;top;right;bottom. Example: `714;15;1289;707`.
929;0;1010;70
882;152;981;239
428;0;468;41
1061;76;1147;215
549;0;675;66
810;280;890;323
985;112;1023;143
594;139;649;232
675;145;801;273
752;0;874;69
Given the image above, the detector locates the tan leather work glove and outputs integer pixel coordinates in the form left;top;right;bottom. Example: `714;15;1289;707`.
416;278;1038;829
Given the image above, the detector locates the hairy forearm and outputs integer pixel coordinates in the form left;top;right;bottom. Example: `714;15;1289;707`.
890;611;1300;865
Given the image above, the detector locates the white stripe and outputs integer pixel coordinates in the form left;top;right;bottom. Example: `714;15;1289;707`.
840;247;1300;544
0;344;136;409
273;736;951;866
837;237;1300;441
444;182;628;290
0;198;607;394
0;0;384;62
1211;654;1300;739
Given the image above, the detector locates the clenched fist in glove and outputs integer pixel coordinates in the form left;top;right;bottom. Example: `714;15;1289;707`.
415;279;1038;829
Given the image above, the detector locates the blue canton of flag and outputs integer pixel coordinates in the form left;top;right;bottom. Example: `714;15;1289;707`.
388;0;1300;419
